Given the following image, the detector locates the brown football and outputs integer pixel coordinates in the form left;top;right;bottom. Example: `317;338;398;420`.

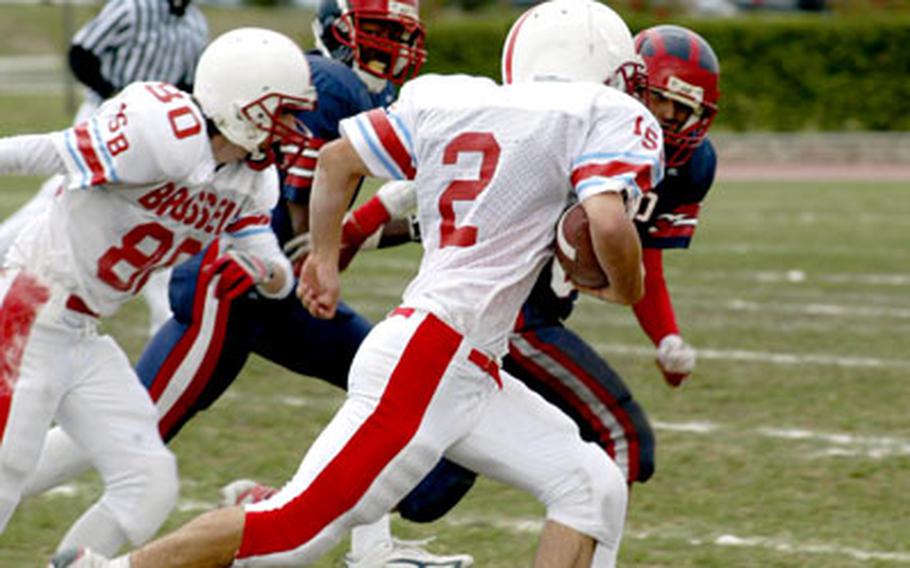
554;203;609;289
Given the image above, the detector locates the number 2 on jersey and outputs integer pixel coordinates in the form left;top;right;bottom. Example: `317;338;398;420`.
438;132;501;248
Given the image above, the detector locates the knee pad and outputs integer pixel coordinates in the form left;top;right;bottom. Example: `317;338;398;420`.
103;450;179;545
542;444;628;548
397;459;477;523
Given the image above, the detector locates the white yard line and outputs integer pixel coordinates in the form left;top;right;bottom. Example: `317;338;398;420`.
681;269;910;288
653;420;910;460
704;534;910;563
445;516;910;563
593;342;910;370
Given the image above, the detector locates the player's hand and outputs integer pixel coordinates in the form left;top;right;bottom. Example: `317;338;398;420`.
283;232;312;273
297;254;340;319
210;250;272;301
656;334;696;387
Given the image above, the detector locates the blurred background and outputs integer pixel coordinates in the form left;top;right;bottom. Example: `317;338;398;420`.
2;0;910;174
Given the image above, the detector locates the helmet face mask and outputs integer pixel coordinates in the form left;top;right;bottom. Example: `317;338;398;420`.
635;24;720;167
193;28;317;158
239;93;314;157
314;0;426;86
501;0;646;99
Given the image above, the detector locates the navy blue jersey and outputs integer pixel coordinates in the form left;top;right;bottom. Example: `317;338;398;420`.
635;138;716;250
298;52;395;142
273;53;396;245
519;137;717;326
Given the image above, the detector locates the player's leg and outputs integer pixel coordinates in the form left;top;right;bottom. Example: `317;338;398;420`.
136;246;253;442
390;321;654;537
446;371;628;567
54;334;178;555
23;249;244;500
248;295;368;389
506;323;656;483
235;299;473;566
21;426;91;497
232;310;495;566
0;273;65;532
88;310;488;567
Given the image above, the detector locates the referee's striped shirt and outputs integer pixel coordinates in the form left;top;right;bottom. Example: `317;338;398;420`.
73;0;209;92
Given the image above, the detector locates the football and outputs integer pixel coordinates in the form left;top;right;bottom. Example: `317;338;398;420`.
554;203;609;289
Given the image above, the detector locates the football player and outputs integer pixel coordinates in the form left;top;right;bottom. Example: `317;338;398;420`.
310;24;720;498
28;2;471;566
52;0;656;565
0;27;305;557
0;0;209;338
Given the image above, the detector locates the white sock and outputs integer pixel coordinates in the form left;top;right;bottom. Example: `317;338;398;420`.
350;514;393;559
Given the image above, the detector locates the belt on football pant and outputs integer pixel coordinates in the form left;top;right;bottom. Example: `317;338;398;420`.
389;306;502;389
66;294;99;318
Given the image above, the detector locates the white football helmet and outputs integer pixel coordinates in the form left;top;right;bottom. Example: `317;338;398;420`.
193;28;317;155
501;0;645;96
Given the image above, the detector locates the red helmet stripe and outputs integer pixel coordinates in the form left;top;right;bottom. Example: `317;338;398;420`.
502;7;534;84
688;34;701;68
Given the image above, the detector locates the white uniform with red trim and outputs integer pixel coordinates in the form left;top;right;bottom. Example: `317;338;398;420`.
236;74;662;567
0;81;287;554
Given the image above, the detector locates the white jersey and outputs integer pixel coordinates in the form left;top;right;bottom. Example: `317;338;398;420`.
341;74;663;356
5;81;280;317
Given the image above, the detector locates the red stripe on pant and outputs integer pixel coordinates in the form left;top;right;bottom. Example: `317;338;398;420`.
238;312;462;560
147;244;228;437
0;272;50;442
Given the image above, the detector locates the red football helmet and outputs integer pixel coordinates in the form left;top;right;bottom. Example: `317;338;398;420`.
313;0;426;86
635;25;720;167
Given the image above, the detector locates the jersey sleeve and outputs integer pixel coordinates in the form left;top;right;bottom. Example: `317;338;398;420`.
280;136;325;205
0;133;66;176
52;83;208;190
338;84;419;180
223;168;280;241
571;102;664;214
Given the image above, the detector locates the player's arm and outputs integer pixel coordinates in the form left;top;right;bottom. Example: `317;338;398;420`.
219;230;294;301
632;247;696;386
579;192;644;305
69;45;116;99
298;137;371;318
300;92;420;314
68;0;132;98
0;134;66;176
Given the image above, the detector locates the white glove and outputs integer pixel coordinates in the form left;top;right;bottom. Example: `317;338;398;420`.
209;249;272;301
656;334;696;387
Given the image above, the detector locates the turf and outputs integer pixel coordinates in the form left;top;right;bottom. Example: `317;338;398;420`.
1;102;908;566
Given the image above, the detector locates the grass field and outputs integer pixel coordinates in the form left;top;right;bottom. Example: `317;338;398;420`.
1;100;909;567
